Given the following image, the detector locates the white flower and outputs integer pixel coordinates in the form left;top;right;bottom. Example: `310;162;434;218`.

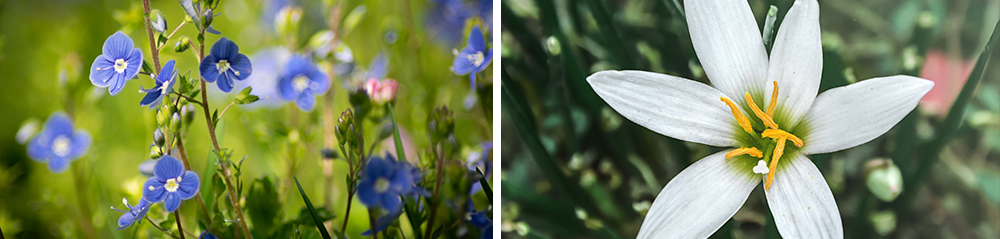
585;0;933;238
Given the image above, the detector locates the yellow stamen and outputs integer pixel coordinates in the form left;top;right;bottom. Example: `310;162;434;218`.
721;97;755;134
745;92;779;129
765;137;787;190
761;129;804;147
767;81;778;117
725;147;763;159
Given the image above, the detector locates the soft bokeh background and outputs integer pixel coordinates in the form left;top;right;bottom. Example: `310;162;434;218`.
500;0;999;238
0;0;493;238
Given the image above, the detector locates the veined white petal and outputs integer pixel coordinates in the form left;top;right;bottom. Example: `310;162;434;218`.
765;153;842;239
800;75;934;154
765;0;822;128
637;150;759;239
588;70;740;147
685;0;769;101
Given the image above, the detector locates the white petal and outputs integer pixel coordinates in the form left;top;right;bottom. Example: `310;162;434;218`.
765;153;842;239
588;70;739;147
637;150;759;239
685;0;770;101
765;0;822;128
800;75;934;154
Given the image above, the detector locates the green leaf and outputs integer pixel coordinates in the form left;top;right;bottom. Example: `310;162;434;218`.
142;61;154;75
247;176;281;235
293;176;332;239
212;109;219;126
340;5;367;36
476;168;492;203
977;170;1000;205
388;104;407;161
202;151;219;212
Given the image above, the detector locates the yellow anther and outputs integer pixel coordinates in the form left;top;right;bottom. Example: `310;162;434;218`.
721;97;755;135
762;129;804;147
725;147;763;159
765;137;787;190
767;81;778;117
745;93;779;129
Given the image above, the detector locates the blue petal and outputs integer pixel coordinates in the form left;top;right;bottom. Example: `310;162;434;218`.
480;225;492;239
357;180;378;207
68;130;91;159
108;72;128;96
140;91;163;108
47;157;70;174
45;113;75;137
176;171;200;199
295;92;316;111
381;193;402;212
200;55;220;83
199;231;219;239
125;48;144;79
360;206;405;236
180;0;200;23
143;177;167;202
277;75;298;101
229;54;253;81
163;193;181;212
206;26;222;35
103;31;135;59
469;73;477;88
90;56;116;87
285;55;310;76
451;47;478;75
366;52;389;80
217;73;235;93
154;155;184;179
27;134;50;162
210;37;238;60
117;210;137;229
308;68;330;95
364;156;393;178
468;26;485;52
158;60;177;84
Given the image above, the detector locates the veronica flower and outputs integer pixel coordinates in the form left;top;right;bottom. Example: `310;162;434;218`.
358;153;423;212
467;141;493;195
139;60;178;109
466;200;491;239
89;31;143;96
427;0;472;45
199;231;218;239
586;0;933;238
112;197;150;230
200;37;252;93
452;26;492;87
278;55;329;111
360;205;405;236
27;113;91;173
142;155;200;212
363;78;398;105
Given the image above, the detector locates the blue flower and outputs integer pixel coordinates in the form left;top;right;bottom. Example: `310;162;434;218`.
278;55;329;111
199;231;218;239
427;0;472;45
113;197;151;230
466;200;491;239
142;155;200;212
27;113;91;173
452;26;492;87
200;37;252;93
357;153;423;212
360;205;405;236
467;141;493;195
89;31;143;96
139;60;178;109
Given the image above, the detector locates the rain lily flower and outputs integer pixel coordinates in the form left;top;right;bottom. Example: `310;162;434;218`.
360;205;405;236
452;26;492;87
278;55;330;111
358;153;423;212
89;31;143;96
586;0;933;238
27;113;91;174
142;155;200;212
364;78;398;105
139;60;177;109
200;37;252;93
112;197;150;230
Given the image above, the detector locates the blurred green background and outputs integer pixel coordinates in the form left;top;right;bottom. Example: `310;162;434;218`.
0;0;493;238
500;0;999;238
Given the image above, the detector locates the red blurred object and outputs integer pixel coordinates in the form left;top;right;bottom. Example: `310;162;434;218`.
918;50;974;116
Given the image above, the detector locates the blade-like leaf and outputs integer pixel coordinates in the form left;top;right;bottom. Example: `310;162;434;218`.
293;176;332;239
388;103;407;162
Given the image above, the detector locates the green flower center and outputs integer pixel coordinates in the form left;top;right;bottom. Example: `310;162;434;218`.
114;59;127;73
374;177;391;193
721;81;810;190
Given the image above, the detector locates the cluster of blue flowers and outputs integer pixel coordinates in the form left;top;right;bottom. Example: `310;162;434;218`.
357;153;427;235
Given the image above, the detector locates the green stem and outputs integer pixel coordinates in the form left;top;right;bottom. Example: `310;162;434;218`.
174;211;186;239
70;162;96;238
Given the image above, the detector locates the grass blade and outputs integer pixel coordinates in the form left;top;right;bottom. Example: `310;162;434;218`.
476;168;492;203
293;176;332;239
387;103;407;161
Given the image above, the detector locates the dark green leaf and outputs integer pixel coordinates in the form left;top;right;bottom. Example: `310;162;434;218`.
293;176;332;239
388;104;407;161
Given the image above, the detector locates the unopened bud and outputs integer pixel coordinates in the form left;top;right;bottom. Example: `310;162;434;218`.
865;159;903;202
175;36;191;53
153;128;166;147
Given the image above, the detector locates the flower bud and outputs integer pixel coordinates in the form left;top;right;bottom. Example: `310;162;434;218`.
336;109;355;146
202;9;215;30
864;159;903;202
151;10;168;33
153;128;166;147
365;79;399;105
181;105;196;125
170;113;182;132
427;106;454;144
321;148;338;160
275;6;302;39
150;144;164;159
175;36;191;53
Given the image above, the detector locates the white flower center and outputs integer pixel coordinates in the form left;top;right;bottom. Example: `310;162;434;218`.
721;81;804;190
293;75;311;94
51;135;72;157
216;59;231;73
164;176;182;192
114;59;127;73
468;51;485;67
374;177;390;193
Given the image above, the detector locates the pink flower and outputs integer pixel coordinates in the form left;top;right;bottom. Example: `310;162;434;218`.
919;50;974;116
365;78;398;104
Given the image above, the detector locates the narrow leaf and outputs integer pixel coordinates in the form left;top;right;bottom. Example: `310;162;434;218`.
293;176;332;239
388;103;407;161
476;168;492;203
